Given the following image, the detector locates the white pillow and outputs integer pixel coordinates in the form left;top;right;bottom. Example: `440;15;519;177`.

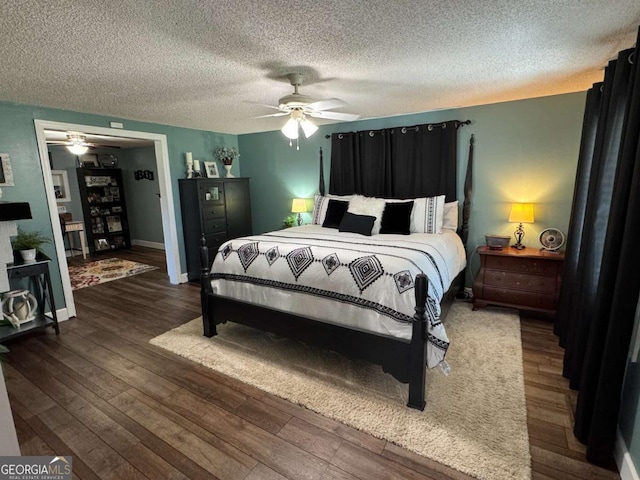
410;195;445;234
312;194;353;225
347;195;386;235
443;201;459;231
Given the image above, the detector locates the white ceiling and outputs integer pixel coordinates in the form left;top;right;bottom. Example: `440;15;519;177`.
2;1;639;135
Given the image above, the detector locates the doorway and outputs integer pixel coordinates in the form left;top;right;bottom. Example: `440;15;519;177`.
34;120;183;319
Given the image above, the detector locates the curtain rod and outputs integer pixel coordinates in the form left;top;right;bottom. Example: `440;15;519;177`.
323;119;471;138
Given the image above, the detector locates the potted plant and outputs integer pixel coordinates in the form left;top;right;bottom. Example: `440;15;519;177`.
214;146;240;178
11;228;51;262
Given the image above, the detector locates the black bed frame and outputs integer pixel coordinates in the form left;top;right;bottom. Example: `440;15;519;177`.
199;134;474;410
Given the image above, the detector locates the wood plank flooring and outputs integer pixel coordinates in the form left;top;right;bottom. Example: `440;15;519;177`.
2;247;621;479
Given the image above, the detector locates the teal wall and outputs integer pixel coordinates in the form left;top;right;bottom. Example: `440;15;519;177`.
239;92;587;283
0;101;239;308
48;145;84;222
118;146;164;245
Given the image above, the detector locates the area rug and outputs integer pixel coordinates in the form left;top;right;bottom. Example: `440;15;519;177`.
69;258;157;290
150;301;531;480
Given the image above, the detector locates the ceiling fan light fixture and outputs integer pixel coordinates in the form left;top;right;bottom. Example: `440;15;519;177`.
66;134;89;155
281;118;299;139
300;118;318;138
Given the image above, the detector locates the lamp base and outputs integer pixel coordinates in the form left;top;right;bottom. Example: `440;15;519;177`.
511;243;525;250
512;223;526;250
297;213;302;226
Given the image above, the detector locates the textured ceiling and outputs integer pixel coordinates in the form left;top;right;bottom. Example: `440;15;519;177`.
1;1;639;135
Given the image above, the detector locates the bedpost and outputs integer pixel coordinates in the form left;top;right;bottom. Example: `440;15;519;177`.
407;273;427;410
200;235;216;337
457;134;474;298
319;146;326;196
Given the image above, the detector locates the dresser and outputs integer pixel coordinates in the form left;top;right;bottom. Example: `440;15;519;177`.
472;246;564;316
179;178;252;281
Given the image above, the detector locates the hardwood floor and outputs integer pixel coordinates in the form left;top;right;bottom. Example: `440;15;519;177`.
2;247;621;479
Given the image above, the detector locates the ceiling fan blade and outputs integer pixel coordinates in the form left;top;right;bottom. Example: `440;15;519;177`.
308;110;361;121
256;112;290;118
306;98;346;111
244;101;284;111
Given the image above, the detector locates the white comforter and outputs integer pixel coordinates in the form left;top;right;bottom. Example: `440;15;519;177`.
210;225;466;368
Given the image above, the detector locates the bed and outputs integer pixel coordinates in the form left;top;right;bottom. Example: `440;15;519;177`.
200;131;473;410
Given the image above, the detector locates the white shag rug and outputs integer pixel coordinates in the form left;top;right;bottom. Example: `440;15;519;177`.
150;301;531;480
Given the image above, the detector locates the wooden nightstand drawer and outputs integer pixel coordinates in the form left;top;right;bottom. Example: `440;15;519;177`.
482;287;556;311
473;246;564;316
485;255;559;276
202;205;226;220
483;271;557;293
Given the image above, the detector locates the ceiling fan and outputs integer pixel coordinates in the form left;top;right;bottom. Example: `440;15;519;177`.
258;73;360;143
47;133;95;155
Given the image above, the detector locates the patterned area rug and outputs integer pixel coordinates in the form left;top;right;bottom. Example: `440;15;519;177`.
150;301;531;480
69;258;158;290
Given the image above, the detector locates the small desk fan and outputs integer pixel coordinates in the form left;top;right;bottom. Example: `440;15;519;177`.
539;228;565;252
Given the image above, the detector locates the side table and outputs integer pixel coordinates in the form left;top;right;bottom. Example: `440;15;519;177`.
472;246;564;316
0;253;59;342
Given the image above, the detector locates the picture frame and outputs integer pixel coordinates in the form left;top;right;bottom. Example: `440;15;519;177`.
94;238;110;251
51;170;71;202
80;153;99;167
204;161;219;178
0;153;15;186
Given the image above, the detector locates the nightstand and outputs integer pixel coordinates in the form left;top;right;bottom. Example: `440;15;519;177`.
472;246;564;316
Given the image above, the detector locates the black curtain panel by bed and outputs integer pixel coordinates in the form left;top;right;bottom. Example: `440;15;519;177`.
556;30;640;465
329;120;459;201
554;84;603;347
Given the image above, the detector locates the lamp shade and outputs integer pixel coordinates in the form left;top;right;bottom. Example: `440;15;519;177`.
508;203;534;223
281;118;299;139
291;198;307;213
300;118;318;138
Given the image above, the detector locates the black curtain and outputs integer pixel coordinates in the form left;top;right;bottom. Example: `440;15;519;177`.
329;121;459;200
556;30;640;464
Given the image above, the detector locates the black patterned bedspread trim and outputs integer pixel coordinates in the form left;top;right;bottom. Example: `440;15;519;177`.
259;232;445;291
212;272;414;324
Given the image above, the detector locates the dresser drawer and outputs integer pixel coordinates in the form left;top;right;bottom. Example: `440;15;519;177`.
203;218;227;234
202;205;226;220
482;287;556;311
204;232;227;249
483;270;557;293
485;255;559;276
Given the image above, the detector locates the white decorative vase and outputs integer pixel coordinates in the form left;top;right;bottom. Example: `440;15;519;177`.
2;289;37;325
19;249;37;263
224;164;234;178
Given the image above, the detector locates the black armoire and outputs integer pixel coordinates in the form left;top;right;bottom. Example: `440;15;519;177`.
179;178;252;281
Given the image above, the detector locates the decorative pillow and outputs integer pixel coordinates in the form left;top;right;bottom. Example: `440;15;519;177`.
347;195;386;235
410;195;445;234
380;201;414;235
338;212;376;236
443;201;459;231
322;199;349;229
312;194;353;225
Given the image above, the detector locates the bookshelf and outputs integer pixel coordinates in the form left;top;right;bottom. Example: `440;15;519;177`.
76;167;131;253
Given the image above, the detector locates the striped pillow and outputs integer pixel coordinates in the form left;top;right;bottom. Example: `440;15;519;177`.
410;195;445;234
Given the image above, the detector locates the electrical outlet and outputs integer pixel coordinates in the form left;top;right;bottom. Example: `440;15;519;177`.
464;287;473;299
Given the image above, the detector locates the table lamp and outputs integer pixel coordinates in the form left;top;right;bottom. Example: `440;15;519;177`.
508;203;534;250
291;198;307;226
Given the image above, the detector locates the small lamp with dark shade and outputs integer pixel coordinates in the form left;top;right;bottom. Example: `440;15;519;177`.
291;198;307;226
508;203;534;250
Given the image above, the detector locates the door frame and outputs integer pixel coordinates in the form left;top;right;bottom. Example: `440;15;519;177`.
34;119;182;318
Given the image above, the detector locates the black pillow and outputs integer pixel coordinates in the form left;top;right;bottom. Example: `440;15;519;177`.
338;212;376;236
380;201;414;235
322;199;349;229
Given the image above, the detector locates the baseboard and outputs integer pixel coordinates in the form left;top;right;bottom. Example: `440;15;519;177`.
616;428;640;480
46;308;70;322
179;272;189;283
132;239;165;250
